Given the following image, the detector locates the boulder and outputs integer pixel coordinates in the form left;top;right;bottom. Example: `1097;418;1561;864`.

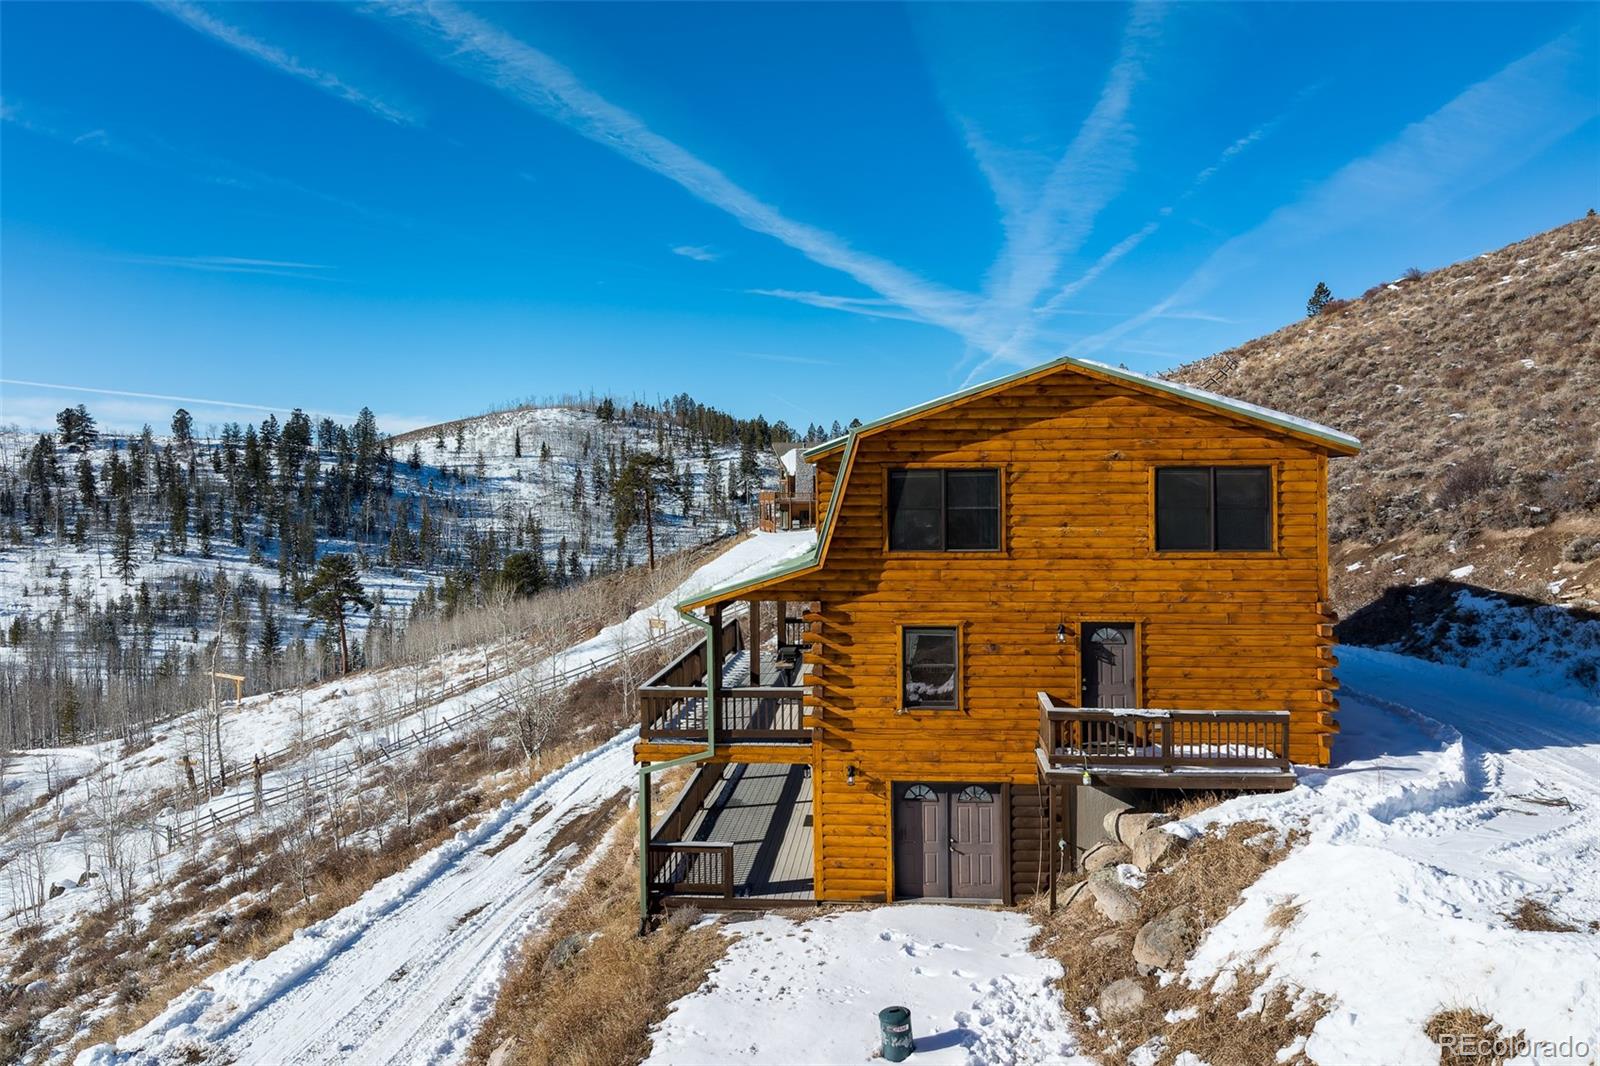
1104;809;1171;845
1132;906;1197;972
1098;977;1147;1020
1060;878;1096;915
1132;826;1185;871
542;933;586;974
1088;931;1127;955
486;1037;519;1066
1082;843;1132;873
1087;867;1139;924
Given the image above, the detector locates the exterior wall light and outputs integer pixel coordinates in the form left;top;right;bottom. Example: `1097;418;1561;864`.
847;765;857;786
1056;622;1067;644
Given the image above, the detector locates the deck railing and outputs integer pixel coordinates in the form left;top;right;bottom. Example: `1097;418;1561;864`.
647;842;735;898
1036;693;1291;775
640;622;808;742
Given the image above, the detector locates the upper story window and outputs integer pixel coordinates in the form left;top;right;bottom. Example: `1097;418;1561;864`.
887;469;1000;551
1155;466;1273;551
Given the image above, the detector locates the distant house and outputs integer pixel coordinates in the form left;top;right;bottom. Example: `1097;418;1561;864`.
758;443;815;531
637;355;1358;914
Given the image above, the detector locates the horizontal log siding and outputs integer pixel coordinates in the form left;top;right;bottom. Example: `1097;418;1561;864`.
757;372;1341;901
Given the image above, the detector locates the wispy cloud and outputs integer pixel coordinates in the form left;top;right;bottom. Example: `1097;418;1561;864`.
0;380;435;435
1025;105;1285;343
110;254;336;279
375;2;990;351
152;0;417;125
969;4;1164;353
672;244;719;262
2;96;401;227
1071;28;1599;360
745;289;929;324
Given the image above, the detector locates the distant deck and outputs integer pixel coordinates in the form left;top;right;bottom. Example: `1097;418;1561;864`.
649;762;815;908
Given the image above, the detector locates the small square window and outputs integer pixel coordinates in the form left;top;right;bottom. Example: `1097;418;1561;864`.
902;627;959;709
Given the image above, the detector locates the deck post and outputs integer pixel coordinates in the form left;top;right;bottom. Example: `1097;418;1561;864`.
707;604;724;702
1064;781;1078;877
637;764;653;927
1047;781;1057;912
747;599;761;685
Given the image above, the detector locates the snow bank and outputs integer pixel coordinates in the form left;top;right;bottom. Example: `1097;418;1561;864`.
1177;647;1600;1064
644;906;1086;1066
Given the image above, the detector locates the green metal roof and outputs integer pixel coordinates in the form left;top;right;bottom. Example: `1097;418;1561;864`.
802;353;1360;460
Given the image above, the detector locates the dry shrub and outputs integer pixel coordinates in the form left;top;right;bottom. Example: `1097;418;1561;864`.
1031;820;1324;1065
1425;1006;1527;1065
466;808;730;1066
1502;898;1578;933
1138;821;1296;927
1159;791;1229;821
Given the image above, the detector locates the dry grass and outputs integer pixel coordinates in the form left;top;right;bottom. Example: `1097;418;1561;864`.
1502;898;1578;933
465;807;730;1066
1425;1006;1527;1065
1030;820;1325;1065
5;645;674;1064
1167;214;1600;613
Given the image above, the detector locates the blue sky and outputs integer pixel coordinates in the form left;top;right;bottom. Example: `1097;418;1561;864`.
2;2;1596;435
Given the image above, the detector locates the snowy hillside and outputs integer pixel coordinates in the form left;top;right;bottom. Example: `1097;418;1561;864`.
1;396;785;748
0;531;814;1064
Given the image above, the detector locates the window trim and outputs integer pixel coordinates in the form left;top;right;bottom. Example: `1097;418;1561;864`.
896;623;964;713
884;466;1005;554
1149;463;1278;556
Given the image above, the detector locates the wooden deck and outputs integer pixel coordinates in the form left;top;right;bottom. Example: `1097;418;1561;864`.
681;762;815;901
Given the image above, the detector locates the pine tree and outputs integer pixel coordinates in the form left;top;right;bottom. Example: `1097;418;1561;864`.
513;427;523;458
1306;282;1333;317
303;553;372;674
114;498;137;581
171;408;194;449
258;588;281;665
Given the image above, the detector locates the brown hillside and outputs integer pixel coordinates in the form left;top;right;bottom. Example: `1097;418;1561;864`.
1166;214;1600;612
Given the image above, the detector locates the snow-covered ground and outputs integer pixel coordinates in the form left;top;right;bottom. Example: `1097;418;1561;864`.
2;531;815;925
1179;647;1600;1064
77;730;640;1066
639;647;1600;1065
644;907;1087;1066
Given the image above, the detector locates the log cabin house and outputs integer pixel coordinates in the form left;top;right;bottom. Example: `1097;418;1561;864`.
636;354;1358;917
757;442;816;531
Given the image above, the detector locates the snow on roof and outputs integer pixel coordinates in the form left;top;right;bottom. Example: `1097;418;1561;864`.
803;352;1360;460
778;447;800;477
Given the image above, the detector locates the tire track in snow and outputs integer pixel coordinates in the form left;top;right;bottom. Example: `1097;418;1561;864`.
78;728;640;1066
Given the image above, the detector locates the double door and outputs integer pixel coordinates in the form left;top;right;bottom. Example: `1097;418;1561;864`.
893;782;1002;900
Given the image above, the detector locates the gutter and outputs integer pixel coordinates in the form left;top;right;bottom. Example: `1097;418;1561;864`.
637;603;720;931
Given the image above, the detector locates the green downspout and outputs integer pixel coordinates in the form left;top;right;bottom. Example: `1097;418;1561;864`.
638;604;720;930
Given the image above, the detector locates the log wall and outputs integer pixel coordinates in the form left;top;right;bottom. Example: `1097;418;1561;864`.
732;369;1344;901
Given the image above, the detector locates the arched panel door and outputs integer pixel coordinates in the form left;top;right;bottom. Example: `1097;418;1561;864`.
893;784;946;899
1082;624;1137;708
